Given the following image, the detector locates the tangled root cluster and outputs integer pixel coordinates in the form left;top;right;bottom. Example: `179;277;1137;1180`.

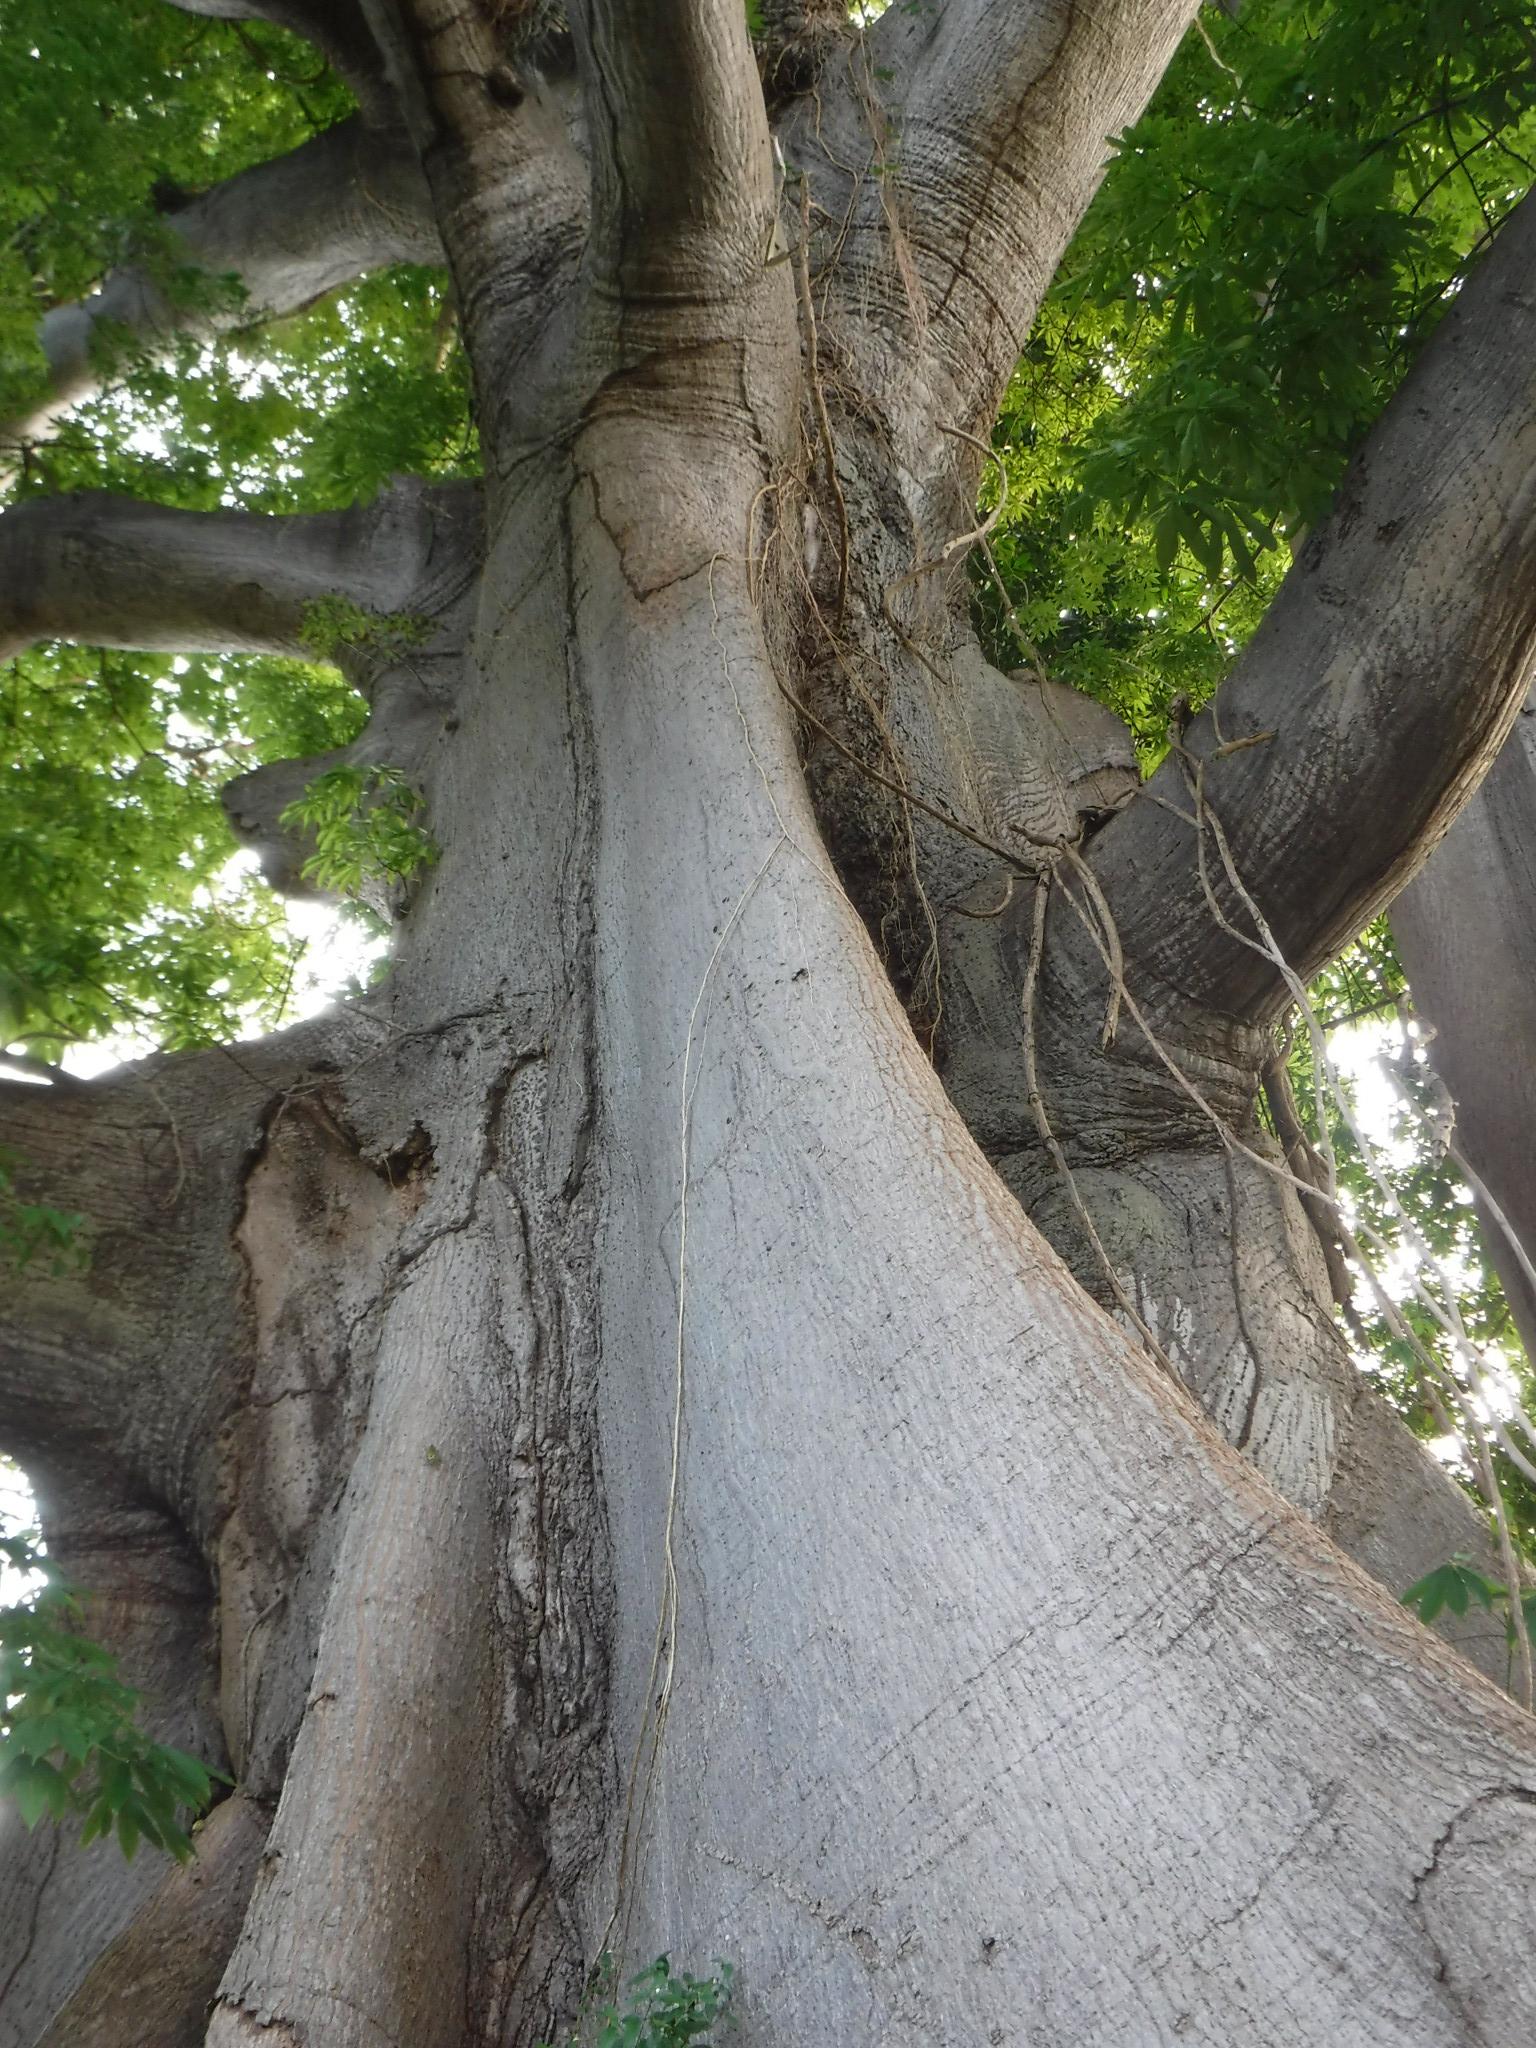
754;0;857;106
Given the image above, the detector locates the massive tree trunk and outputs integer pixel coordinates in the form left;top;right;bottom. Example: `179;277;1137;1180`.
5;4;1536;2044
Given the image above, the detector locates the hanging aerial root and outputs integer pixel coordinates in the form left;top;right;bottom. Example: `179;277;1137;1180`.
1092;739;1536;1704
1020;869;1178;1377
792;177;851;626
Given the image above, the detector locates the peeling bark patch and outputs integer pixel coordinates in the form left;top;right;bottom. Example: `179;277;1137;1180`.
221;1087;425;1776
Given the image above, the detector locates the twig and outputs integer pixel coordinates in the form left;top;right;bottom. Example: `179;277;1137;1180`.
793;178;851;626
1021;871;1177;1377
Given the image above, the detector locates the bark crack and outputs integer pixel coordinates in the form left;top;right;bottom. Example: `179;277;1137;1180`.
1409;1783;1536;1903
1408;1784;1536;2036
0;1827;61;2012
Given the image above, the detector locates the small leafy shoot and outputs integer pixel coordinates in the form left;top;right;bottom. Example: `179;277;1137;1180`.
0;1532;224;1862
538;1955;735;2048
1400;1557;1502;1625
298;595;430;663
280;764;439;899
0;1148;87;1276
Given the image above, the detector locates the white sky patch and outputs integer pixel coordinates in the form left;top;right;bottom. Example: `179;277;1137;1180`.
1328;1016;1410;1164
0;1462;42;1603
1325;1015;1532;1468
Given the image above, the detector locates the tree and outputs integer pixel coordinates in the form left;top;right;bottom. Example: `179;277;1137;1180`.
3;1;1536;2042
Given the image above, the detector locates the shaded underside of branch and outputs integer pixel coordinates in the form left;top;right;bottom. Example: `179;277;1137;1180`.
0;477;480;664
160;0;396;119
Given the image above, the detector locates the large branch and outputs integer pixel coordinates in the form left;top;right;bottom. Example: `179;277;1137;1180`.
0;1040;291;1503
357;1;588;420
0;478;476;662
2;116;439;462
573;0;776;308
31;1795;269;2048
840;0;1201;452
1076;183;1536;1038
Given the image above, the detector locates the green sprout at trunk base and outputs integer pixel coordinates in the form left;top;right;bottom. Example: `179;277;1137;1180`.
539;1955;735;2048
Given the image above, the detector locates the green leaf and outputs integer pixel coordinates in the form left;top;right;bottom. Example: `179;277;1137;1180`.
1152;505;1182;580
1402;1560;1500;1625
7;1757;65;1828
1402;1564;1457;1622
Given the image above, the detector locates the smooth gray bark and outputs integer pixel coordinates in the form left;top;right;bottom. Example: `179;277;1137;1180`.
0;481;476;664
828;183;1536;1650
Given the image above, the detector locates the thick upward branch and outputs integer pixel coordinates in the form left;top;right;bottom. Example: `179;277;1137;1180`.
2;116;438;463
824;0;1200;491
359;0;587;404
574;0;776;309
1078;183;1536;1037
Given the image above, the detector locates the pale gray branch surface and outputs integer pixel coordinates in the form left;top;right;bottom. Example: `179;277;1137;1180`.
0;479;476;663
3;116;438;460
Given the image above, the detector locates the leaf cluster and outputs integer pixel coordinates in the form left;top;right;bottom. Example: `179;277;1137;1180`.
1;12;473;1065
982;0;1536;753
1;642;364;1061
298;594;430;662
0;1530;222;1861
0;0;348;422
1402;1556;1536;1684
541;1956;735;2048
279;764;439;900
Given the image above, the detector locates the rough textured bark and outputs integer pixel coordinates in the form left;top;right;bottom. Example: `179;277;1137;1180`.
5;4;1536;2045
